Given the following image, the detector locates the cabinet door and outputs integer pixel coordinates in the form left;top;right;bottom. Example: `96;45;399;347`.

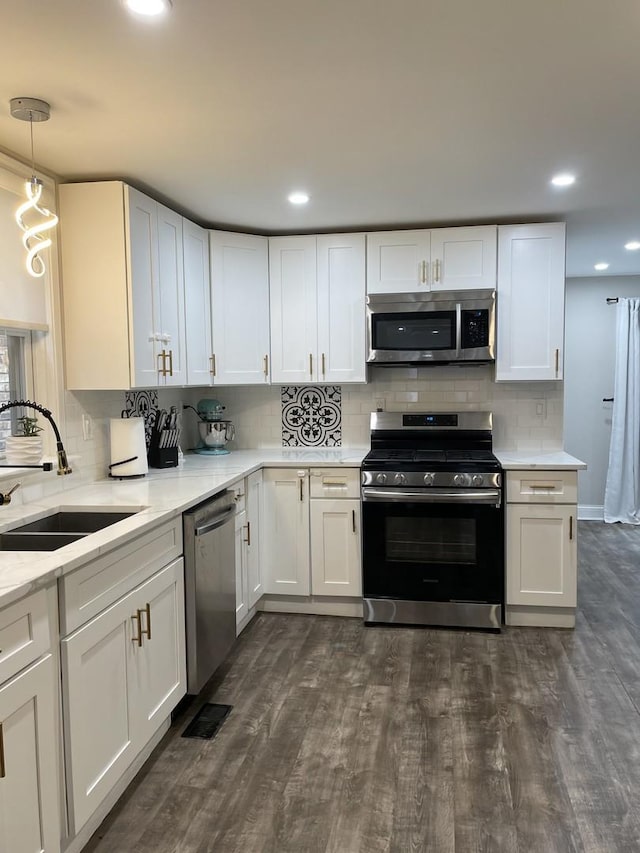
211;231;270;385
430;225;497;291
130;559;186;745
506;503;577;607
235;509;249;629
126;186;161;388
310;499;362;597
496;223;566;381
184;219;213;386
246;470;263;608
317;234;366;383
61;588;139;834
0;655;60;853
156;204;187;386
366;230;431;294
269;237;318;383
262;469;310;595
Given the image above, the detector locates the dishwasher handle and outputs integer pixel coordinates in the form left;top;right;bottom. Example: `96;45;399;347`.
194;505;235;536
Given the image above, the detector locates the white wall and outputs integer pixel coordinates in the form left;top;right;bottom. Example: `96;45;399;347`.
564;275;640;516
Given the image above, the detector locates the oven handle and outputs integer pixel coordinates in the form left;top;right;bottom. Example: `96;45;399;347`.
361;487;502;507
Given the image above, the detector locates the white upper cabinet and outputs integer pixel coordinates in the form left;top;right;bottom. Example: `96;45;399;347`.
269;236;318;383
366;230;431;293
60;181;188;390
183;219;212;386
317;234;366;383
270;234;366;383
210;231;271;385
366;226;497;294
430;225;497;291
496;223;566;381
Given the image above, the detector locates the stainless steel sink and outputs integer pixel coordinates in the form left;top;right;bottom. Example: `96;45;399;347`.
0;509;141;551
0;532;87;551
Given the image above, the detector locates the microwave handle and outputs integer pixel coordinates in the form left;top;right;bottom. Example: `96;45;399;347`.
455;303;462;355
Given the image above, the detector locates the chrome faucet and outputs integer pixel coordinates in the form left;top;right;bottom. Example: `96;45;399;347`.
0;399;72;475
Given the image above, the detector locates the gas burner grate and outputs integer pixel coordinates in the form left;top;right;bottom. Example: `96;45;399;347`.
414;450;447;462
367;450;415;461
445;450;496;462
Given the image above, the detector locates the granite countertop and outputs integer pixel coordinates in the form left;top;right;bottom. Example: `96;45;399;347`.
494;450;587;470
0;448;368;609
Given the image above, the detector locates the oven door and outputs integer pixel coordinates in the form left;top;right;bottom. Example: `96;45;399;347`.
361;488;504;605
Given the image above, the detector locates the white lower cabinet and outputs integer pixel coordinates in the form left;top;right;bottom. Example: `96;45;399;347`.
235;508;249;629
262;469;311;595
505;470;578;627
262;468;362;604
246;470;263;608
310;499;362;596
0;654;61;853
61;557;185;835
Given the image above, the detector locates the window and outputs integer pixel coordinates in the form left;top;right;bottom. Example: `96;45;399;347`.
0;328;33;456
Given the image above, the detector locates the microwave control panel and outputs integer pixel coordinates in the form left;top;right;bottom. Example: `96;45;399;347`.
461;310;490;349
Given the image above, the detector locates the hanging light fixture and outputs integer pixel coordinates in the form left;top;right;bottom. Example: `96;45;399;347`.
9;97;59;278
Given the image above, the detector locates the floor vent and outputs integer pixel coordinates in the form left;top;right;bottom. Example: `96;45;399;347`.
181;703;233;740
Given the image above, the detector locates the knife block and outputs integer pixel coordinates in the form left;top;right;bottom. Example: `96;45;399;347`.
147;446;178;469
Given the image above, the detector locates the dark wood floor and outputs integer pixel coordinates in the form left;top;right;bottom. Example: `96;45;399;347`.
85;522;640;853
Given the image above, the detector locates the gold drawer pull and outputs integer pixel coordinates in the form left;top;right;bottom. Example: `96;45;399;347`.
132;611;142;647
323;478;347;485
529;484;557;490
140;603;151;641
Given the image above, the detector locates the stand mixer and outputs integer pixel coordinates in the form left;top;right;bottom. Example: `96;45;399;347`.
188;399;236;456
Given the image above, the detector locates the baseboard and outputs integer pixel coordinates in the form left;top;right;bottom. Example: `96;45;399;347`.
578;505;604;521
258;595;363;618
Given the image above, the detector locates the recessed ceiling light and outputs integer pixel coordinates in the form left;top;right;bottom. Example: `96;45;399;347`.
288;191;310;205
594;262;609;271
624;240;640;251
123;0;171;16
550;173;576;187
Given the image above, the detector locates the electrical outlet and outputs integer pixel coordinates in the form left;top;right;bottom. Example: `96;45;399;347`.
374;397;386;412
534;400;547;419
81;414;93;441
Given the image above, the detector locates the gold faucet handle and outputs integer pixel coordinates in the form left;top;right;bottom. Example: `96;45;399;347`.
0;483;21;505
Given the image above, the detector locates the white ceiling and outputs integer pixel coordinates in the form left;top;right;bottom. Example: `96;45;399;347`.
1;0;640;278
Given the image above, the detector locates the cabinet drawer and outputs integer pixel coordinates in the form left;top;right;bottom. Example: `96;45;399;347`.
507;470;577;504
0;589;51;683
59;517;182;635
309;468;360;499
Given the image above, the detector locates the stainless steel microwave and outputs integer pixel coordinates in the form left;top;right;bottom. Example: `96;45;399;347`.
366;289;495;366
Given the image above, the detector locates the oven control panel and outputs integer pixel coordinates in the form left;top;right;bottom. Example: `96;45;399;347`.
362;470;502;489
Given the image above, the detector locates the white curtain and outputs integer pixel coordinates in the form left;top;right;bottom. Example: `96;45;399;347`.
604;298;640;523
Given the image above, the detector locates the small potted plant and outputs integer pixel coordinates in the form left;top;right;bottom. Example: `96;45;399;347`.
5;415;44;465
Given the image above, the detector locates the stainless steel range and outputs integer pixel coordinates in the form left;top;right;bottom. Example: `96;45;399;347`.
361;411;504;631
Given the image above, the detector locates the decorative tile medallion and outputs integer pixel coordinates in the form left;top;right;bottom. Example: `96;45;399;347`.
281;386;342;446
124;390;159;448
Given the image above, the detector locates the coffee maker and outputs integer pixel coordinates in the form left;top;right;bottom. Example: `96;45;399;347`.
192;399;235;455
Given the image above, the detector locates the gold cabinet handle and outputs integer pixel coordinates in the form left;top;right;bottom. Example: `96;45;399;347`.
569;516;574;541
435;259;441;283
132;611;143;647
352;509;356;534
555;348;560;376
244;521;251;546
263;354;269;377
309;353;313;376
420;260;427;284
140;603;151;641
157;349;167;377
167;349;174;377
0;723;5;779
529;484;557;490
210;353;216;377
322;352;326;377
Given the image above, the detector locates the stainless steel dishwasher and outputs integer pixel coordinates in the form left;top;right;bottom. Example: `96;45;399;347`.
183;490;236;694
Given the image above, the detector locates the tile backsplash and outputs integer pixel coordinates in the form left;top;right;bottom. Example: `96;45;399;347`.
281;385;342;446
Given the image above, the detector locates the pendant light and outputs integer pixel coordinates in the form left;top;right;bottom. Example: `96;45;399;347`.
9;97;59;278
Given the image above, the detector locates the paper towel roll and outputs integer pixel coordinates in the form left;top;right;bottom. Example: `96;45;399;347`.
109;417;148;478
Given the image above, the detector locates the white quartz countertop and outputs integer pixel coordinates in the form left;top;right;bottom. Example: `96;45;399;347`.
494;450;587;470
0;448;368;609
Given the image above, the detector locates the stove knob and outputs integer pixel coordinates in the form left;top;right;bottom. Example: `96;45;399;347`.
393;473;407;485
423;473;434;486
376;473;388;485
472;474;484;486
453;473;469;487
